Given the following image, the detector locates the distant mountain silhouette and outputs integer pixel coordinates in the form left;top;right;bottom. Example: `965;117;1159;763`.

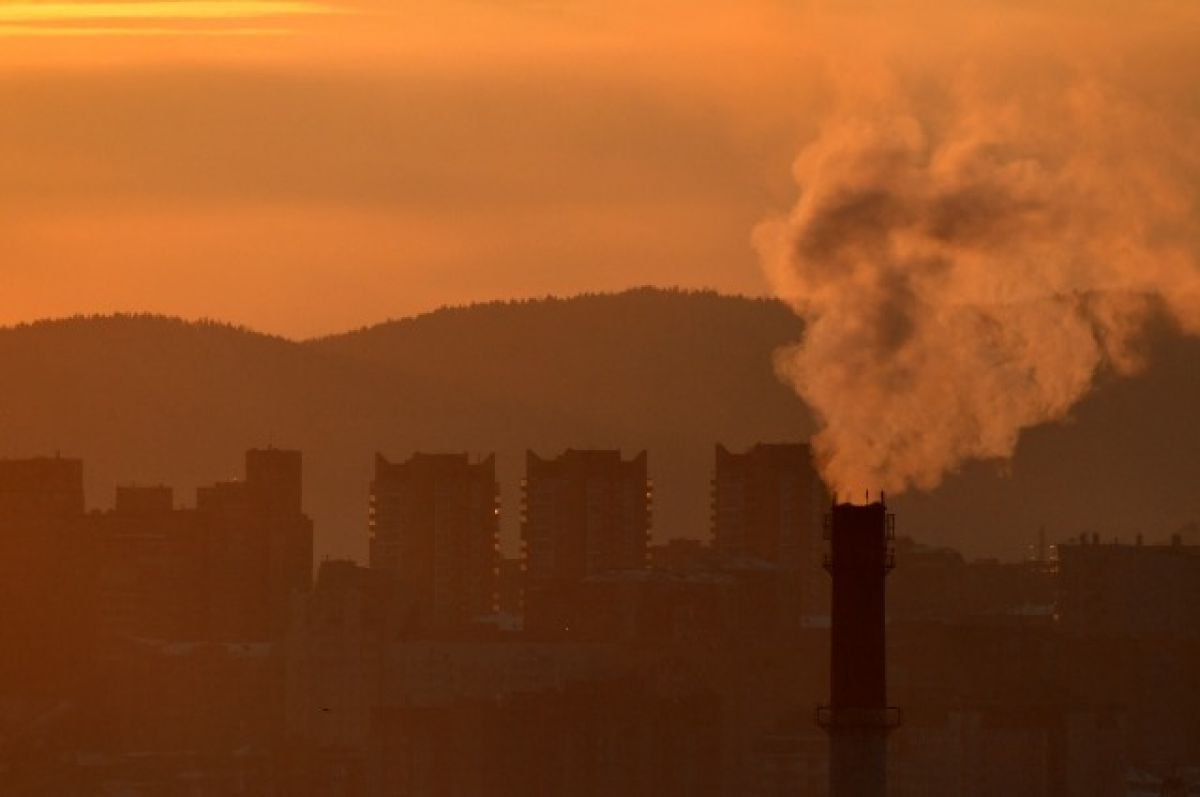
1;287;1198;561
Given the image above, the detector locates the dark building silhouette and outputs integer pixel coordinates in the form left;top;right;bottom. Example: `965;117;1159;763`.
367;679;722;797
712;443;827;619
1053;537;1200;776
115;483;174;515
0;456;84;517
5;441;1200;795
712;443;824;567
90;485;209;641
86;451;313;644
0;455;92;687
887;537;1055;625
1057;535;1200;638
286;559;383;761
246;447;304;513
198;448;313;641
0;443;317;794
522;449;651;633
523;449;651;580
568;541;819;646
369;452;498;631
65;450;316;795
819;500;899;797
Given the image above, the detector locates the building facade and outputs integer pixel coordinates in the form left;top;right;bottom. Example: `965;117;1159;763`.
90;485;209;641
0;456;91;686
711;443;825;569
1057;536;1200;638
522;449;651;582
369;452;499;631
87;448;314;643
521;449;651;633
711;443;827;620
198;447;314;641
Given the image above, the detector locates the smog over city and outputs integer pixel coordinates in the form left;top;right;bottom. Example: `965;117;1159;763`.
1;1;1198;795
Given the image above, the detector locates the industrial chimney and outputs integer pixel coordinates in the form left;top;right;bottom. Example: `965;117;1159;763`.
817;498;900;797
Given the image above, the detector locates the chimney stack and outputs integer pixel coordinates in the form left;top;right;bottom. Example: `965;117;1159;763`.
818;498;899;797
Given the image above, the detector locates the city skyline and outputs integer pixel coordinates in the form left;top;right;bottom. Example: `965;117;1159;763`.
3;1;1199;792
0;441;1193;793
4;287;1200;566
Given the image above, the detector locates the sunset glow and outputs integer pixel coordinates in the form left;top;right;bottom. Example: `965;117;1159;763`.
1;1;1198;336
0;1;333;22
0;0;335;38
0;5;1198;791
0;24;289;35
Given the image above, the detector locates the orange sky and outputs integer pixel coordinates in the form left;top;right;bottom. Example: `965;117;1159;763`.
2;0;1195;336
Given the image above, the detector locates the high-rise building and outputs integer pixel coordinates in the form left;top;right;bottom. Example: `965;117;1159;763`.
246;447;303;514
0;456;84;519
522;449;651;582
711;443;825;569
0;449;313;647
0;455;91;685
91;485;209;641
198;447;314;640
369;452;499;631
711;443;828;621
521;449;651;633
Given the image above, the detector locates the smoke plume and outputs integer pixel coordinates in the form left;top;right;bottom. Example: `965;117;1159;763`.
757;23;1200;496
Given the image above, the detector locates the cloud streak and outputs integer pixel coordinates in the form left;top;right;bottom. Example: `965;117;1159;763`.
0;24;289;36
0;0;336;36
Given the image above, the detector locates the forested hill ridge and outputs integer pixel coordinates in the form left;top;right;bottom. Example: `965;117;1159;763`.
309;289;808;443
2;287;1198;560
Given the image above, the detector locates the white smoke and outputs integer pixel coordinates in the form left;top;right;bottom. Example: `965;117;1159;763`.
756;48;1200;495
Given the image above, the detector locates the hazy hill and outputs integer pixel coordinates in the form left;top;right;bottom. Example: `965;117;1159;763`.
0;314;446;558
0;291;811;560
310;288;812;457
1;288;1199;561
